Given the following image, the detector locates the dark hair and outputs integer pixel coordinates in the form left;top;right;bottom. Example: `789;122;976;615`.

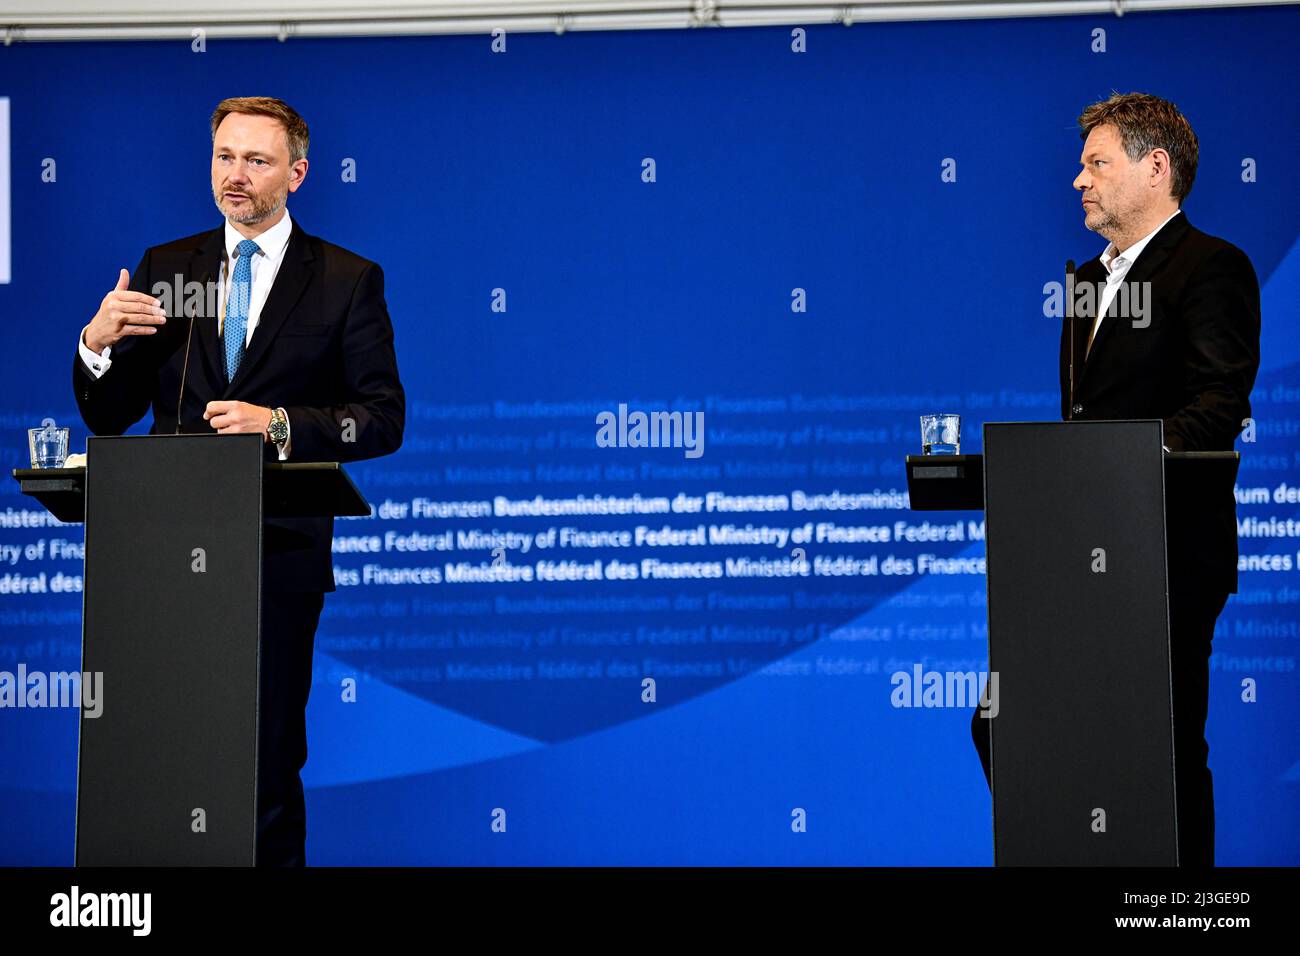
1078;92;1198;203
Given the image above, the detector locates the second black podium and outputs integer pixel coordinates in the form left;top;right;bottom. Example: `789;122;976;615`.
907;420;1238;866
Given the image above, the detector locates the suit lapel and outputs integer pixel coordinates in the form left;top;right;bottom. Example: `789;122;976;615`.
1079;211;1190;387
1069;258;1103;398
186;228;228;389
225;219;315;396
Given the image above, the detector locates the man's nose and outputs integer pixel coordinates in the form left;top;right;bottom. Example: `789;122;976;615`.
1073;170;1089;191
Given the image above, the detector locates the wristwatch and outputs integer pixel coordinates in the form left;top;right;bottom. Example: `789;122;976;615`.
267;407;290;445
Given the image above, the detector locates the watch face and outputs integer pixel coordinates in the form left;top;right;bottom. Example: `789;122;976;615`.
270;413;288;442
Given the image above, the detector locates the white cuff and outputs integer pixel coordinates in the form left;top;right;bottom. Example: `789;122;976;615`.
78;325;113;379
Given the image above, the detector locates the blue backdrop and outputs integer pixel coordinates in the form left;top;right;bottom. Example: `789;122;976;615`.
1;4;1297;864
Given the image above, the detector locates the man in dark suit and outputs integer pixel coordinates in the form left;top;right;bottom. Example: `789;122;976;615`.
72;97;404;866
971;92;1260;867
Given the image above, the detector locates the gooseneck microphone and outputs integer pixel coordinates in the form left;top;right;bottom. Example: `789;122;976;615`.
174;269;212;435
1065;258;1076;422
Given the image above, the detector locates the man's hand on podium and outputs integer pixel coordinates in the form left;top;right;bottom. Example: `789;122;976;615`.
84;268;166;353
204;401;274;442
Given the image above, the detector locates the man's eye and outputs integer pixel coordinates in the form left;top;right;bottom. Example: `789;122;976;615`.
1094;160;1105;167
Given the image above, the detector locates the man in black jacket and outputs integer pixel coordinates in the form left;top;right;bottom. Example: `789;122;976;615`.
73;97;405;865
971;92;1260;867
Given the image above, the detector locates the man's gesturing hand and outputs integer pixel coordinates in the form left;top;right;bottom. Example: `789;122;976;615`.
84;269;167;353
204;401;274;441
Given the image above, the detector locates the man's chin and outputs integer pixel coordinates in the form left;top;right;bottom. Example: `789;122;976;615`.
217;199;279;225
224;206;264;224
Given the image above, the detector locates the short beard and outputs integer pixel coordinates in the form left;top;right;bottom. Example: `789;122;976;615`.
213;187;285;226
1084;205;1123;242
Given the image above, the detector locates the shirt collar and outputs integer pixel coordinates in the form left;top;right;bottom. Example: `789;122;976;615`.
1099;208;1181;274
223;209;293;265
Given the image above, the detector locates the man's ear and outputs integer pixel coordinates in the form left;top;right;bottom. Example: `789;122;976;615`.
1147;148;1172;191
288;158;309;193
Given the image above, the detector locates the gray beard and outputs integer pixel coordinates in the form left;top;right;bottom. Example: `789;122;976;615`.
213;190;285;226
1086;209;1122;241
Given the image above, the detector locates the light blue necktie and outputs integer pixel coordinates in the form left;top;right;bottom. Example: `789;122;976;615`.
224;238;261;380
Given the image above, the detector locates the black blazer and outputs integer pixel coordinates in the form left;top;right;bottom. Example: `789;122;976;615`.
73;218;405;592
1058;211;1261;594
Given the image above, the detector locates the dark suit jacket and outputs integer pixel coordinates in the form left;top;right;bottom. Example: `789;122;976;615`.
73;217;405;592
1059;211;1260;594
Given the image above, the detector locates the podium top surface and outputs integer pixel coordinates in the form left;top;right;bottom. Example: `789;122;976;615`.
12;461;371;523
905;446;1240;513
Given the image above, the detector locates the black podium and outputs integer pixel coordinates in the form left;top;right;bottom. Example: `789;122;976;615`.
14;434;369;866
906;420;1238;866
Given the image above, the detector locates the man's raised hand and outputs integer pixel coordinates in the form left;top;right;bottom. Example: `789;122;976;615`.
83;268;166;353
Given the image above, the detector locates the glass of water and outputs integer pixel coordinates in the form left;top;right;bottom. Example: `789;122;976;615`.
920;414;961;455
28;420;70;469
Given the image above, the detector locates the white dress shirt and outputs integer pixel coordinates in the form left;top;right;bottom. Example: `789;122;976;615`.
78;211;295;458
1087;207;1182;357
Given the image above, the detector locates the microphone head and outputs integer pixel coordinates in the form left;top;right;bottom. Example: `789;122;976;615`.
1065;258;1076;275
